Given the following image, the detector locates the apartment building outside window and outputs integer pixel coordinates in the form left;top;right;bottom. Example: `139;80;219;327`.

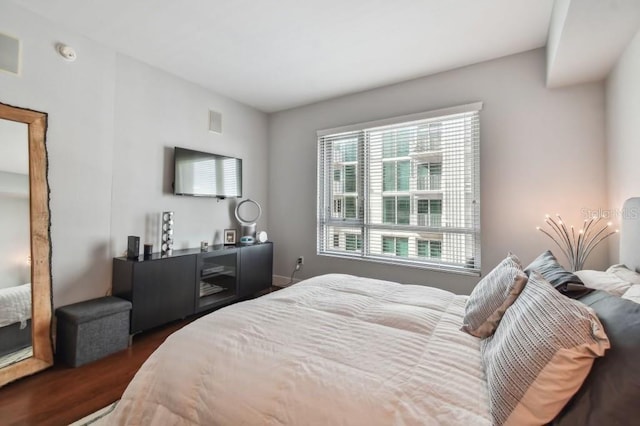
317;103;481;275
382;236;409;257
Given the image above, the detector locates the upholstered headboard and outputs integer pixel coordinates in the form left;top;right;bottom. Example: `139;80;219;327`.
620;197;640;273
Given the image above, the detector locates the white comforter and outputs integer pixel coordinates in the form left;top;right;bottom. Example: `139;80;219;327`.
0;283;31;328
110;274;490;425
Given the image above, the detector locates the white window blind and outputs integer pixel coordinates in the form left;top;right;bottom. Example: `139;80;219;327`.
317;103;481;275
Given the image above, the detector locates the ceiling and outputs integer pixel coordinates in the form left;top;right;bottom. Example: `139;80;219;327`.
547;0;640;88
13;0;640;112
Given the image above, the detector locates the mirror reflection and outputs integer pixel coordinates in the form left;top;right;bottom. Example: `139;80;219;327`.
0;117;32;368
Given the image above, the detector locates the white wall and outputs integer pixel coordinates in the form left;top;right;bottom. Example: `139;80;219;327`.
110;55;269;257
606;29;640;262
0;2;269;307
0;2;116;307
269;48;608;295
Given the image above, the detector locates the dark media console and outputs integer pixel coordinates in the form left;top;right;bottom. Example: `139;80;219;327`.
112;242;273;334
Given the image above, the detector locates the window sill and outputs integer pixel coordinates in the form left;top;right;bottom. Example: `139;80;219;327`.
317;251;481;277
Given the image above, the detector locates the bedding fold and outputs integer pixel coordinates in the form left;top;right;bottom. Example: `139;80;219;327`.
0;283;31;328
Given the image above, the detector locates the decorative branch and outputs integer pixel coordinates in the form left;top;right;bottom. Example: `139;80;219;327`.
537;214;618;271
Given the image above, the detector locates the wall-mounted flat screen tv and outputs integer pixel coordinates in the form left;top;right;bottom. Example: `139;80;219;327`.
173;147;242;198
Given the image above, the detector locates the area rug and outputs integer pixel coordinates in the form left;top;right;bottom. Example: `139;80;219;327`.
69;401;118;426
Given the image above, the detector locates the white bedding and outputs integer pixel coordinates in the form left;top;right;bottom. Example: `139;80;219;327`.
0;283;31;328
110;274;490;425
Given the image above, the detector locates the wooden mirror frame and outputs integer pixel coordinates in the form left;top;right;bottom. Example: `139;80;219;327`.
0;102;53;387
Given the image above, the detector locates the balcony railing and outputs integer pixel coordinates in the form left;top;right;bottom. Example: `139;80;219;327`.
418;213;442;227
415;139;441;153
417;175;442;191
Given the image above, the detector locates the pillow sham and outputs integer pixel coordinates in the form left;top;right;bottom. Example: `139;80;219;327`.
574;269;632;296
553;290;640;425
621;284;640;304
524;250;592;298
481;271;610;426
461;254;527;338
606;263;640;285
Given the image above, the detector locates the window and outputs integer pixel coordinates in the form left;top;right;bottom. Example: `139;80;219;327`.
416;122;442;152
382;236;409;257
345;234;362;251
317;102;481;274
417;163;441;190
383;196;410;224
383;129;410;158
333;198;342;214
417;239;442;259
416;199;442;227
383;161;410;191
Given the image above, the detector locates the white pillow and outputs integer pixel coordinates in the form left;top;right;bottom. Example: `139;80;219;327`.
574;270;632;297
622;285;640;304
606;264;640;285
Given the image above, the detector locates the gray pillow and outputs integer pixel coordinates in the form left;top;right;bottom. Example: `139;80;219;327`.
524;250;592;298
553;290;640;425
481;272;610;426
461;254;527;338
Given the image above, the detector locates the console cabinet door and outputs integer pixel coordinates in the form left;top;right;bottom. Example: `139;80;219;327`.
131;256;196;333
238;243;273;298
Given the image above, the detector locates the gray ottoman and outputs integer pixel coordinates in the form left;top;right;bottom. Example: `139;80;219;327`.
56;296;132;367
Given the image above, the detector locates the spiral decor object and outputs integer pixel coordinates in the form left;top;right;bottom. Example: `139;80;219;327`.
537;214;618;271
161;211;174;256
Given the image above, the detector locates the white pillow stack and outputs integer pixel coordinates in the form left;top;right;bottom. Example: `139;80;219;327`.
576;264;640;304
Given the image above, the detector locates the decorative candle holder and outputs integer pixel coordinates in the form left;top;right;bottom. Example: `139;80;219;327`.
161;211;174;256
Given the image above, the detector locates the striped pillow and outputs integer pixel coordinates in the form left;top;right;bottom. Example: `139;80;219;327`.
461;254;528;338
481;271;610;426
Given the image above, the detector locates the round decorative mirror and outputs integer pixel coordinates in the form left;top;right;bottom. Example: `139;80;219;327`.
235;199;261;244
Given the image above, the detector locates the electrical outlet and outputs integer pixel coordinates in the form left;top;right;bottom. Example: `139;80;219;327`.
297;256;304;265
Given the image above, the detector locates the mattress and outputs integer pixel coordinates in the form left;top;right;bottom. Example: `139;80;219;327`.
0;283;31;328
110;274;491;425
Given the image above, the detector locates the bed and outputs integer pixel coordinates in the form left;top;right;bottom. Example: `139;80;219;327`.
0;283;32;357
111;274;491;425
108;200;640;426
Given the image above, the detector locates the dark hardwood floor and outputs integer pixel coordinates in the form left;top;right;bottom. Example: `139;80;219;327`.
0;318;191;426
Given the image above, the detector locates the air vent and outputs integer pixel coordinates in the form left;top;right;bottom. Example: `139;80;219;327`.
209;109;222;134
0;32;20;75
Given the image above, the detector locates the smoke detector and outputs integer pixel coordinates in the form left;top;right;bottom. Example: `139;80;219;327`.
56;43;77;62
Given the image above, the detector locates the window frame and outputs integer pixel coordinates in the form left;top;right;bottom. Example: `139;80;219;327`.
317;102;482;276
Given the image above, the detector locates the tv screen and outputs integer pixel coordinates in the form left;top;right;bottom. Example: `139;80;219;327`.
173;147;242;198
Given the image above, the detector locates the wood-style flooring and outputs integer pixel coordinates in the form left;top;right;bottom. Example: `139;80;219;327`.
0;318;191;426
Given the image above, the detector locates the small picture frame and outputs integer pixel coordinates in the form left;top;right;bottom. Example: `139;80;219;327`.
224;229;237;245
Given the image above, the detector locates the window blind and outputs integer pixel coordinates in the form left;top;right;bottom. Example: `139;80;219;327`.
317;103;481;275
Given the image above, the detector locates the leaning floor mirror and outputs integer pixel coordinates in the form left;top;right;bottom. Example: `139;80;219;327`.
0;102;53;387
